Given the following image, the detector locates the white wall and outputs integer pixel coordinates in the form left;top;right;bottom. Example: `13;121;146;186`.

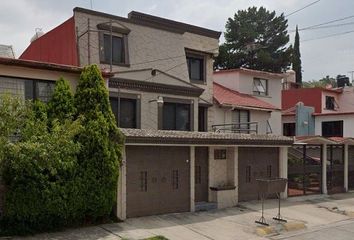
212;105;271;134
214;71;283;134
315;114;354;137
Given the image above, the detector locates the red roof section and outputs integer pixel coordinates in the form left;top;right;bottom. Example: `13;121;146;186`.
20;17;78;66
282;88;323;113
213;82;279;111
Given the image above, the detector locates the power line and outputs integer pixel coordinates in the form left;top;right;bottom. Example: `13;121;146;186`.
299;14;354;31
285;0;321;17
301;29;354;42
289;21;354;33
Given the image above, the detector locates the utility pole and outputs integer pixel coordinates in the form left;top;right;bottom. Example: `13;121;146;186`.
110;19;113;73
87;18;91;65
348;71;354;83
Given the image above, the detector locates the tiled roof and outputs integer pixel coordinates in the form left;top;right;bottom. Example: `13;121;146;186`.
213;83;279;111
120;128;293;145
295;136;337;145
0;45;15;58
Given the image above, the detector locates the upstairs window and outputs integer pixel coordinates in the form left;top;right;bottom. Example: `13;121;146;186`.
162;102;191;131
325;96;335;110
103;34;124;64
186;53;205;83
253;78;268;96
100;32;129;66
110;96;139;128
231;109;250;133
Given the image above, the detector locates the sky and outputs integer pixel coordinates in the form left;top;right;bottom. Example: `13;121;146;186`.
1;0;354;81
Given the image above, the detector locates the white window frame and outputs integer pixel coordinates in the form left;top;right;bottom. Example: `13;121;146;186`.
253;78;268;96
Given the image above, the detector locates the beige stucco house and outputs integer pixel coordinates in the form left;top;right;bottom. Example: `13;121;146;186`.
19;7;293;220
213;68;295;135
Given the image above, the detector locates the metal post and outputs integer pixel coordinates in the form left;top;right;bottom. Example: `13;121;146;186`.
322;144;328;194
344;144;349;192
273;192;287;222
303;145;306;195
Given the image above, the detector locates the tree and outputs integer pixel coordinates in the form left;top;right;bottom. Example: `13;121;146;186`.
74;65;123;218
302;75;337;88
292;26;302;85
47;77;75;122
214;6;292;73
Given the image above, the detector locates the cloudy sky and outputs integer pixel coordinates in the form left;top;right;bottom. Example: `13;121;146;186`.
1;0;354;81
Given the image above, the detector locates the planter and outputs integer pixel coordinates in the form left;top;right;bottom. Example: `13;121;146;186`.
210;186;237;209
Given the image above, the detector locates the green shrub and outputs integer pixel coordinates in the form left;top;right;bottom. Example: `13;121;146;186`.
1;118;82;234
47;77;75;122
74;65;123;218
0;66;123;234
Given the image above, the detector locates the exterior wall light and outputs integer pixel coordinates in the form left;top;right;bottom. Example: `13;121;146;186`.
149;96;164;106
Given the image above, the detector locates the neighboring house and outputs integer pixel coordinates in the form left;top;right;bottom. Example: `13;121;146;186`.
0;45;15;58
213;68;294;135
212;82;279;134
282;86;354;137
20;7;292;220
282;82;354;197
0;57;84;100
0;57;91;216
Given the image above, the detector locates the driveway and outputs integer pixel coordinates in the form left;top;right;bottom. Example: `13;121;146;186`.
10;193;354;240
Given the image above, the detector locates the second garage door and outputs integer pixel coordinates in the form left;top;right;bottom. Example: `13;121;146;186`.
238;147;279;201
126;146;190;218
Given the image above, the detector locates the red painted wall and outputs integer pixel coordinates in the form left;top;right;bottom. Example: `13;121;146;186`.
282;88;322;113
20;17;78;66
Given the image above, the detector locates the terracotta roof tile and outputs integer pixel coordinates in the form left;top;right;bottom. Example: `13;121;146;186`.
213;83;279;111
120;128;293;145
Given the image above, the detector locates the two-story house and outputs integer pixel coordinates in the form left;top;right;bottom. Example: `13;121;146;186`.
282;86;354;137
213;68;293;135
19;7;292;220
282;83;354;196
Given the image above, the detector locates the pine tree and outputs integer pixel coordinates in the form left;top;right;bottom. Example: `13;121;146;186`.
74;65;123;218
214;7;292;73
293;25;302;85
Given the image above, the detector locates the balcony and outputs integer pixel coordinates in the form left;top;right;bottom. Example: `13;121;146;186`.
212;121;273;134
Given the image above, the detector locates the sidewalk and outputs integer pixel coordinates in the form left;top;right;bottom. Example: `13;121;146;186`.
10;192;354;240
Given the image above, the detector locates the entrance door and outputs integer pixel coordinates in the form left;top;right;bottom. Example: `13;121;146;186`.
195;147;209;202
238;147;279;201
126;146;190;218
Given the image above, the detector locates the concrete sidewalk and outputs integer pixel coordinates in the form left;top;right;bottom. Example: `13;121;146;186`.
10;193;354;240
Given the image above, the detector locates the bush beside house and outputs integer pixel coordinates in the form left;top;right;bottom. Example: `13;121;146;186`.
0;65;123;235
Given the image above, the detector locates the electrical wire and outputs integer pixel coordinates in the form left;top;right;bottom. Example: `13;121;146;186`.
301;29;354;42
285;0;321;17
289;21;354;33
298;15;354;31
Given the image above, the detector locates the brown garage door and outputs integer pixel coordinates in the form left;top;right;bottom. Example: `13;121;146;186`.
195;147;208;202
238;147;279;201
126;146;190;218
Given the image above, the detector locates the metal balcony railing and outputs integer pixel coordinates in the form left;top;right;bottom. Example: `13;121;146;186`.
212;122;258;134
